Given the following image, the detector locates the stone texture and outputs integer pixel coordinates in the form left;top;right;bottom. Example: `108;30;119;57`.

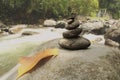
65;20;80;30
104;28;120;48
105;39;119;48
63;28;82;38
14;39;120;80
105;28;120;42
55;21;67;28
80;21;109;35
112;20;120;28
67;18;74;24
59;37;91;50
59;17;91;50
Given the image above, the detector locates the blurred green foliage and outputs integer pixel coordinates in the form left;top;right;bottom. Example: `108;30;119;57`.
99;0;120;19
0;0;119;24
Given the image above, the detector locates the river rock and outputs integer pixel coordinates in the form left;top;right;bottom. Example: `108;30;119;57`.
91;26;109;35
65;20;80;30
104;28;120;43
14;39;120;80
104;28;120;48
43;19;56;27
67;18;75;24
105;39;119;48
1;28;9;32
59;37;91;50
80;21;107;35
63;28;82;38
112;20;120;28
55;21;67;28
21;31;38;36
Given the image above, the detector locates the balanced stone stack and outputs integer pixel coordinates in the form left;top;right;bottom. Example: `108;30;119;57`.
59;17;91;50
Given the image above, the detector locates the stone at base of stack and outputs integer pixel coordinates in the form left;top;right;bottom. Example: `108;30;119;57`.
59;37;91;50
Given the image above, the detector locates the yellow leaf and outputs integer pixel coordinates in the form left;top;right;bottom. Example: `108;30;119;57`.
17;48;58;79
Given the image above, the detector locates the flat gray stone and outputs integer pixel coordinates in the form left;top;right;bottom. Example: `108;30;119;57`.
59;37;91;50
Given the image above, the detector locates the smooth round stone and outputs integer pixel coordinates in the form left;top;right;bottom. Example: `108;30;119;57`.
63;28;82;38
67;18;74;24
59;37;91;50
65;20;80;30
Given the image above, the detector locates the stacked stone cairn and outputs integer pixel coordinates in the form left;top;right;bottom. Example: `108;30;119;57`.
59;17;91;50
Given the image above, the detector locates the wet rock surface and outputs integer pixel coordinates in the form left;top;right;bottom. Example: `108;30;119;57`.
14;39;120;80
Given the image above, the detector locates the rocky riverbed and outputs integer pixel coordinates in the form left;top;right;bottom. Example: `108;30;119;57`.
0;18;119;80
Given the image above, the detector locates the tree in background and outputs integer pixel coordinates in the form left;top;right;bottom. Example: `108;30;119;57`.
99;0;120;19
69;0;99;17
0;0;100;24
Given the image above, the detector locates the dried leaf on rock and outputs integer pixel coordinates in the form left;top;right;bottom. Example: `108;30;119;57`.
17;48;58;79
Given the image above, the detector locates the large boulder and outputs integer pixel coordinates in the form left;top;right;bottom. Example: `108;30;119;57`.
104;27;120;48
10;39;120;80
104;39;119;48
80;21;109;35
112;20;120;28
43;19;56;27
108;19;117;25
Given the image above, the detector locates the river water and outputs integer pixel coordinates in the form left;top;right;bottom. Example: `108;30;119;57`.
0;27;105;80
0;27;65;78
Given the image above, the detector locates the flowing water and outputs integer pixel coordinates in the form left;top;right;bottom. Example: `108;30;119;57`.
0;27;65;78
0;27;105;80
